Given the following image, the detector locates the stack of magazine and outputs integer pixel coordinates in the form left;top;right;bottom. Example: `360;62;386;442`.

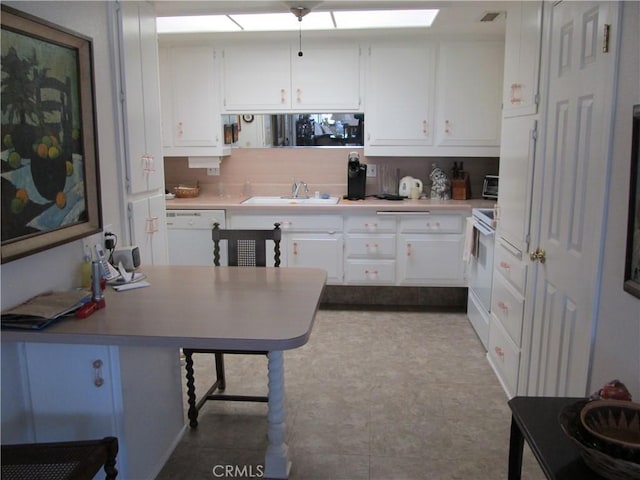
1;290;91;330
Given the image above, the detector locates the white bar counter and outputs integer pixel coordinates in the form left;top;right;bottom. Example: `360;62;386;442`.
2;266;327;479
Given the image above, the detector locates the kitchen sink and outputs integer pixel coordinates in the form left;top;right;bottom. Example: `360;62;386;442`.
242;196;340;205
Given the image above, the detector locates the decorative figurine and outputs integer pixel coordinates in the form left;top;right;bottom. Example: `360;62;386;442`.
430;164;451;200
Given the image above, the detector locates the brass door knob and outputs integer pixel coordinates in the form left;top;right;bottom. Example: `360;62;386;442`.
529;248;546;264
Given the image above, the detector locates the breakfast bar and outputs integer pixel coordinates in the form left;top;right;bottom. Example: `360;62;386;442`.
1;266;327;479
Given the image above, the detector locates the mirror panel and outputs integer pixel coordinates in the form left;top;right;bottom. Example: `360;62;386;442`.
223;113;364;148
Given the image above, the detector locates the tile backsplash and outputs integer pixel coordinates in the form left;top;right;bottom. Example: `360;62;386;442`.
164;148;499;199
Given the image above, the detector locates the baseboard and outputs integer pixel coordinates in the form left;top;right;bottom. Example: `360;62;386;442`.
320;285;467;311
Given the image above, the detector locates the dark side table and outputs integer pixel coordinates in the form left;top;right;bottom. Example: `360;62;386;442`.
508;396;605;479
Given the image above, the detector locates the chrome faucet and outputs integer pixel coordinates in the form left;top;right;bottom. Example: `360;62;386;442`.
291;180;309;198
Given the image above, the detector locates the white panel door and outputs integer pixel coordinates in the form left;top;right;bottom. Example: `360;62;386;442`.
522;1;618;397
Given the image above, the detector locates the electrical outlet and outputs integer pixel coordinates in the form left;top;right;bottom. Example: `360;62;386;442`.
207;167;220;176
102;224;113;249
366;164;377;177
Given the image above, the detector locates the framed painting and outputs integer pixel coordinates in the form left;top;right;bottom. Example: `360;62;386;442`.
1;6;101;264
624;105;640;298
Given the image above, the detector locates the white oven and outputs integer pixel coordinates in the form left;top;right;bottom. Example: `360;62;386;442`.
467;208;496;350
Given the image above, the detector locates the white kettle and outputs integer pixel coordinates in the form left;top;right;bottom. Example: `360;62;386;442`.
399;176;423;197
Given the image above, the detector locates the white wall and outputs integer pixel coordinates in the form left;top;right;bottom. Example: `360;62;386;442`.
591;1;640;396
0;1;124;309
1;1;125;441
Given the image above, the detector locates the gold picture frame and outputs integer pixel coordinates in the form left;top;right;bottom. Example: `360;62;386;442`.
1;6;102;263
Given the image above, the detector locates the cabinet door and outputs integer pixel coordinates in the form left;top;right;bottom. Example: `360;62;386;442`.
164;46;221;147
287;233;343;284
436;41;504;146
222;43;291;111
118;2;164;194
397;234;465;285
24;343;120;442
291;43;361;111
128;194;169;265
502;1;543;117
496;117;537;253
365;41;436;147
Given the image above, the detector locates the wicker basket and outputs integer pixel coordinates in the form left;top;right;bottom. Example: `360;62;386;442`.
173;183;199;198
560;400;640;480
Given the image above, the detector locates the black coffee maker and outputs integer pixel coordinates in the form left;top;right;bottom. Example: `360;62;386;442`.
346;152;367;200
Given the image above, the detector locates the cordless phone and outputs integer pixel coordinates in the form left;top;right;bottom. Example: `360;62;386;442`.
94;244;120;281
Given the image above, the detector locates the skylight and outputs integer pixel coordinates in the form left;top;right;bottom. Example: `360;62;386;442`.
156;9;439;34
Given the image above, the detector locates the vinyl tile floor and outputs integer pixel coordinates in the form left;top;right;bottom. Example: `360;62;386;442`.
156;309;546;480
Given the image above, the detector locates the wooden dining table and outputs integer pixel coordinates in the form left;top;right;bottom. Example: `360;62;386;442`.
2;265;327;479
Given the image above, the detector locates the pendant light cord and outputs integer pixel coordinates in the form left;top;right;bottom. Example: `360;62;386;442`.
298;18;303;56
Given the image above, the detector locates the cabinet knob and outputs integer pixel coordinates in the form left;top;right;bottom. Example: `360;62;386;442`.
422;120;429;135
93;359;104;388
445;120;451;135
296;88;302;103
281;89;286;104
293;241;298;255
499;261;510;270
406;243;412;257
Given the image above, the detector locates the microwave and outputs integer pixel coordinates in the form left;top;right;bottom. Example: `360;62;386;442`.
482;175;499;199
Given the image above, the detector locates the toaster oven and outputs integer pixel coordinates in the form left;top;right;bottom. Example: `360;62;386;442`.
482;175;499;199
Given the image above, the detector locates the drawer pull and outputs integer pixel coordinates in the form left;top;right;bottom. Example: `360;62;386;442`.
293;242;298;256
406;243;412;257
494;346;504;358
497;301;509;314
499;261;511;271
365;269;379;280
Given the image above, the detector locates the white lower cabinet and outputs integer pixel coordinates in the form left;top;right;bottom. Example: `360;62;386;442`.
488;236;528;398
227;210;469;287
20;343;184;479
396;212;466;286
229;213;343;283
487;312;521;397
344;215;396;285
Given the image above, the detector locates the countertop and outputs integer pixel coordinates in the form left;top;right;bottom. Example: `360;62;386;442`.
166;194;496;212
1;266;327;351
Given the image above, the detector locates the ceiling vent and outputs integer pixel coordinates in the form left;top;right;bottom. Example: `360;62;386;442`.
479;11;501;22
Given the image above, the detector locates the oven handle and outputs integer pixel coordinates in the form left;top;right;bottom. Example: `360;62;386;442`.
473;219;495;237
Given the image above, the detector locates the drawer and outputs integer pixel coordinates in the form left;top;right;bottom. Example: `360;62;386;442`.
491;273;525;347
345;260;395;284
488;312;520;398
494;239;527;293
345;216;396;233
398;214;464;234
230;214;342;232
345;234;396;258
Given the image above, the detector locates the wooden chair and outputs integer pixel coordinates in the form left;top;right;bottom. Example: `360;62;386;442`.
183;222;281;427
1;436;119;480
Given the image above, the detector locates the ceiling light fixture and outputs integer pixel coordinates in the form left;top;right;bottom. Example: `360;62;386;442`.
291;6;311;57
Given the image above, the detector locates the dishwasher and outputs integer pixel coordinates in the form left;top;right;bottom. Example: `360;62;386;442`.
166;210;226;265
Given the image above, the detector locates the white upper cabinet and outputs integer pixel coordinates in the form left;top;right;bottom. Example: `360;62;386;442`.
435;41;505;148
159;45;229;156
291;43;362;111
222;42;291;112
365;38;504;156
117;1;163;194
365;41;436;151
221;40;362;112
502;1;543;117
